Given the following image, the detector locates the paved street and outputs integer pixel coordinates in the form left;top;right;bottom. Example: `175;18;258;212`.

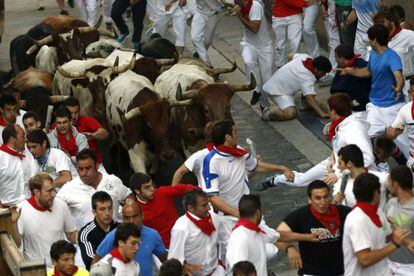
0;0;333;274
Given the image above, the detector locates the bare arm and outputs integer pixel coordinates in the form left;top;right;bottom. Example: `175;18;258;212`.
171;164;189;185
336;67;372;78
209;195;239;218
53;170;72;188
91;254;102;265
385;126;403;140
65;231;78;245
233;5;260;33
392;71;405;100
305;95;329;118
346;9;357;24
255;160;294;182
92;128;109;141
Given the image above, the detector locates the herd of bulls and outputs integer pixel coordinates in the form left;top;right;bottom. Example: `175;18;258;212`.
1;15;256;181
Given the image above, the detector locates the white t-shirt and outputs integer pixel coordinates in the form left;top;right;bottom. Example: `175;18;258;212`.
168;211;221;275
198;146;257;209
184;148;210;188
226;221;280;276
352;0;380;35
391;102;414;156
56;173;130;229
343;207;392;276
243;0;272;48
195;0;222;16
0;148;38;205
389;29;414;77
35;148;78;180
99;253;140;276
263;54;316;97
18;197;77;268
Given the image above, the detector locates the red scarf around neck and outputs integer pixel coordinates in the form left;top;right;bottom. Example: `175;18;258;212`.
241;0;253;16
186;211;216;236
0;114;8;127
53;265;79;276
389;27;402;40
310;204;341;235
302;58;318;77
354;202;382;228
206;143;248;157
411;102;414;120
232;218;265;234
27;195;52;212
0;144;25;159
57;130;78;157
110;248;131;264
328;116;346;141
345;54;362;67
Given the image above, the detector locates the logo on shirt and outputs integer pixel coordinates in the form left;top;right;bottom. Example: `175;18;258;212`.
105;183;114;191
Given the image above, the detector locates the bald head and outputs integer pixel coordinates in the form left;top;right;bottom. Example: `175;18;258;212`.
122;200;143;227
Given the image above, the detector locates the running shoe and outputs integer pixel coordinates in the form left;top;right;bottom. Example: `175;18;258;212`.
116;31;130;43
255;174;280;192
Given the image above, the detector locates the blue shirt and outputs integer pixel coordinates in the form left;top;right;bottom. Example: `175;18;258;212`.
96;225;167;276
368;47;404;107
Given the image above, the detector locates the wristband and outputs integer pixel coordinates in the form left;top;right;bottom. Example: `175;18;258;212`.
285;245;295;253
391;240;401;248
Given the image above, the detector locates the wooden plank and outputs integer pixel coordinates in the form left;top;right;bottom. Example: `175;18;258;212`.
0;0;3;43
0;233;23;276
20;260;47;276
0;208;19;243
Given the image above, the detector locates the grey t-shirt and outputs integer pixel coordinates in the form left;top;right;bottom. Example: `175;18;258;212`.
386;197;414;264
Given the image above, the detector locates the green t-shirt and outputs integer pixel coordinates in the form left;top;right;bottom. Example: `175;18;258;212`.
335;0;352;7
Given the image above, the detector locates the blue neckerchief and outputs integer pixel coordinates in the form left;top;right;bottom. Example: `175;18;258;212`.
36;148;50;168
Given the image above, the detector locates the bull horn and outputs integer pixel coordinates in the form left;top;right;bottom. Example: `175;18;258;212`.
57;66;86;78
20;100;26;108
170;99;193;106
155;58;176;66
117;47;136;52
229;73;257;92
113;56;119;67
93;15;103;29
98;29;116;38
209;61;237;76
78;15;103;33
26;35;54;55
175;84;199;101
49;95;70;103
116;106;141;124
112;53;136;74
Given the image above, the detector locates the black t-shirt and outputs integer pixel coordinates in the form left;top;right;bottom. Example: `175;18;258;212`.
284;205;351;276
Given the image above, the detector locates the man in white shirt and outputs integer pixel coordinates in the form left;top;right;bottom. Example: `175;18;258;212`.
232;0;273;107
0;124;38;206
11;172;77;269
168;189;225;275
342;172;411;276
261;54;331;121
0;94;18;144
27;129;75;188
22;111;42;133
57;149;130;229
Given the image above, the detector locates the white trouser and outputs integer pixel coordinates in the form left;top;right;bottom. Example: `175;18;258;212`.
146;0;157;21
241;42;273;105
303;3;320;58
354;32;370;61
103;0;113;23
323;0;340;76
153;7;187;47
191;12;220;66
218;215;237;262
272;14;302;68
275;158;329;187
366;102;410;159
388;260;414;276
76;0;98;26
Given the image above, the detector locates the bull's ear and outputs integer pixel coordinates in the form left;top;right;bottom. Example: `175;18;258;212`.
71;78;88;88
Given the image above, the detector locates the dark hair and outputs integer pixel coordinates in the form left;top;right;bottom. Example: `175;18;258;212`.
374;135;396;157
390;165;413;191
367;24;389;46
334;44;355;60
0;94;17;108
63;97;80;107
239;194;261;218
307;180;329;197
114;223;141;247
410;76;414;87
390;5;405;22
353;173;380;202
26;129;50;148
211;120;234;145
129;173;152;193
0;87;19;96
92;191;113;210
374;7;400;27
233;261;257;276
50;240;76;261
2;124;17;144
76;148;98;164
327;93;352;117
312;56;332;73
183;189;207;210
23;111;41;122
159;259;183;276
338;144;364;168
54;106;72;120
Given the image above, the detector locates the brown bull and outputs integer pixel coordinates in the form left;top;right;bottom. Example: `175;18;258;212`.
40;15;88;33
12;67;53;93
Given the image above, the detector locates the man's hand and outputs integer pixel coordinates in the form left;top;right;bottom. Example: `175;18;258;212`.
326;159;335;173
392;85;402;100
287;247;303;269
306;232;321;242
332;192;345;204
10;206;21;224
232;4;242;16
183;262;203;274
392;228;412;246
334;67;353;75
324;172;338;185
283;168;295;182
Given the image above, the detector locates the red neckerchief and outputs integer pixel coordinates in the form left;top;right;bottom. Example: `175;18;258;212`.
389;27;402;40
241;0;253;16
302;58;318;78
206;143;248;157
57;130;78;157
27;195;52;212
0;144;25;159
185;211;216;236
411;102;414;120
52;265;79;276
232;218;265;234
345;54;362;67
0;114;7;127
354;202;382;228
309;204;341;235
328;116;346;141
110;248;131;264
